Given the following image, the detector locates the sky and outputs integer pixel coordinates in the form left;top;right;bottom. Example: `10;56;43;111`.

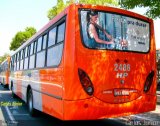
0;0;56;56
0;0;159;56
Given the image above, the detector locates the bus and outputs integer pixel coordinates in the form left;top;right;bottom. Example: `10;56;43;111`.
9;4;157;120
0;57;10;88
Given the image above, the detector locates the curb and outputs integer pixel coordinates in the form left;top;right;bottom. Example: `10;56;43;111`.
157;91;160;95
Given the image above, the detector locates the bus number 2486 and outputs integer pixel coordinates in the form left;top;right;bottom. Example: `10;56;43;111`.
114;64;130;71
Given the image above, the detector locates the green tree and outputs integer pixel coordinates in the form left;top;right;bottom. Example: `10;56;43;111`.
79;0;118;5
10;27;36;51
0;53;10;64
48;0;66;20
119;0;160;19
47;0;118;20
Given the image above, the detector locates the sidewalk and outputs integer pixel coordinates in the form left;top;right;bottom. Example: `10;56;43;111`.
157;84;160;95
157;91;160;95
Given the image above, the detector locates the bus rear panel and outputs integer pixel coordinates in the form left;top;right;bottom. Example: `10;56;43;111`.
62;4;156;120
9;4;156;120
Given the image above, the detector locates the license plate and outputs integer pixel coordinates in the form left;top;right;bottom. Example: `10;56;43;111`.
114;89;130;96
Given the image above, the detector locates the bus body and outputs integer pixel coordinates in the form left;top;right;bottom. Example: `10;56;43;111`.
9;4;157;120
0;57;10;87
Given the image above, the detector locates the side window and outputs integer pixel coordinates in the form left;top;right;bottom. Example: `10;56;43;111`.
43;34;47;50
14;56;16;66
23;48;25;58
19;51;21;61
30;43;34;55
21;50;24;60
47;44;64;67
36;36;45;68
14;54;17;71
24;46;29;70
36;51;45;68
25;47;28;58
20;50;24;70
37;37;42;52
46;21;65;67
57;22;65;43
17;53;19;62
11;56;14;71
48;27;56;47
34;41;37;54
17;52;21;70
29;41;36;69
18;51;21;67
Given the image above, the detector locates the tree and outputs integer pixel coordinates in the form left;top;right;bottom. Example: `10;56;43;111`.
0;53;10;64
119;0;160;19
10;27;36;51
47;0;118;20
48;0;66;20
79;0;118;5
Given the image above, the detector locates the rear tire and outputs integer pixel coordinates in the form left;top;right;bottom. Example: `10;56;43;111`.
11;84;15;98
4;84;9;89
27;89;36;116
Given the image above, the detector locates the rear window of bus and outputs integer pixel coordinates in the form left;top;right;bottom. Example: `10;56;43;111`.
80;9;150;53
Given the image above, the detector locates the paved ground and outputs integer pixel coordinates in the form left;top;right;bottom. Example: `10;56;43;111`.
0;84;160;126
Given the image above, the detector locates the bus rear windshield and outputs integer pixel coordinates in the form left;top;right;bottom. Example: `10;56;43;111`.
80;10;150;53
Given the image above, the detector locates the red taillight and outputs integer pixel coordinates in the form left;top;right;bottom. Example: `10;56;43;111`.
144;71;154;93
78;68;94;96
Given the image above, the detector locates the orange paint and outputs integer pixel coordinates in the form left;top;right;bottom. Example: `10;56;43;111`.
62;4;156;120
40;66;64;119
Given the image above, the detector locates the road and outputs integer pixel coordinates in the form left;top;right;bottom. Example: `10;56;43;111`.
0;84;160;126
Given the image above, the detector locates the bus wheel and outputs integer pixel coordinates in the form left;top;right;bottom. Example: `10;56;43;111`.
27;89;36;116
11;84;15;98
4;84;8;89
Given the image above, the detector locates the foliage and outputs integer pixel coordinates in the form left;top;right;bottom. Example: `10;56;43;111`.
47;0;118;20
10;27;36;51
0;53;10;64
119;0;160;19
48;0;65;20
79;0;118;5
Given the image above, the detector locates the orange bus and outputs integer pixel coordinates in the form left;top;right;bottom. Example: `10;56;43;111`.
0;57;10;88
9;4;157;120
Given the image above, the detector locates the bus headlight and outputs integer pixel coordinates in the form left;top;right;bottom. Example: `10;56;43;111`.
78;68;94;96
144;71;154;93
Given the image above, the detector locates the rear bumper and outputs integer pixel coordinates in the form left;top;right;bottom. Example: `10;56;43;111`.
63;94;156;120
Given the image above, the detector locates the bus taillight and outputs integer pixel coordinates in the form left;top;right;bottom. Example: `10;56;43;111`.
78;68;94;96
144;71;154;93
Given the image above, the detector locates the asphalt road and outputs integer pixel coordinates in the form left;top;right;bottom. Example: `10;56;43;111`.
0;84;160;126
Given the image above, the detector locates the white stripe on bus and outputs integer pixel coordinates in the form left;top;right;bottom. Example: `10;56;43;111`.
10;77;63;88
